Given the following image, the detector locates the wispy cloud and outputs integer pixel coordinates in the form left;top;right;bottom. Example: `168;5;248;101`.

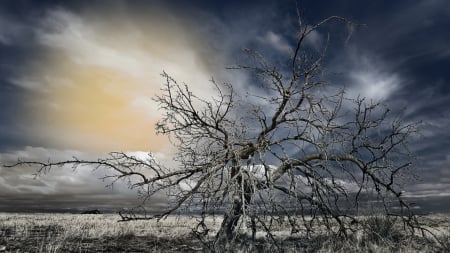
0;15;31;46
333;50;402;101
258;31;292;55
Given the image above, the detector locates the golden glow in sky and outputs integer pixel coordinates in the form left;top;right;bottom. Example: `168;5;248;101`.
41;64;162;152
21;7;220;153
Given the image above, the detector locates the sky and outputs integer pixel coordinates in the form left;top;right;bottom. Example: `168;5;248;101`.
0;0;449;213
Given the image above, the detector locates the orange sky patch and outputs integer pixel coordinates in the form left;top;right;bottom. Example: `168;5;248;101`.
30;60;168;153
21;7;219;154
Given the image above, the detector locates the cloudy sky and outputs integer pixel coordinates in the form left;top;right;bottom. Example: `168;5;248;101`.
0;0;449;213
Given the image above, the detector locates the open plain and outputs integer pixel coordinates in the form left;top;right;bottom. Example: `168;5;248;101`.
1;212;450;252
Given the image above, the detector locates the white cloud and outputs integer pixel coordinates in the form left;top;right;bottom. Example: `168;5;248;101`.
8;77;48;92
403;182;450;198
129;96;160;119
258;31;292;55
179;179;196;191
243;164;277;179
2;146;84;161
348;71;400;101
124;150;177;170
36;9;156;81
345;54;401;101
304;29;323;51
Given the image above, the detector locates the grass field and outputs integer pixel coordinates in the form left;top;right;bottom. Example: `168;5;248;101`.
0;212;449;252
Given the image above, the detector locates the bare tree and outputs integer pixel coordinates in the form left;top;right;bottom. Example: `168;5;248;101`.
7;13;430;249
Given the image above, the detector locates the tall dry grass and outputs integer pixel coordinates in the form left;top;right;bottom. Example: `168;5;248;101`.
0;212;449;252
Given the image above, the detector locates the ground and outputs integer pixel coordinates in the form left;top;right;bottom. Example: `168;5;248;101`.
0;212;449;252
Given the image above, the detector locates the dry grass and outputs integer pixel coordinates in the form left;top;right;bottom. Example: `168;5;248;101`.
0;213;206;252
0;212;449;252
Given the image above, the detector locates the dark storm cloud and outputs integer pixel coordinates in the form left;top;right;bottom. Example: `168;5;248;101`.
0;0;77;152
205;0;450;208
0;7;34;151
286;0;450;205
329;0;450;203
361;1;450;201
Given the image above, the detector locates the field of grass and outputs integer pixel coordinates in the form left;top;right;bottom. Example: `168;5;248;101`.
1;212;449;252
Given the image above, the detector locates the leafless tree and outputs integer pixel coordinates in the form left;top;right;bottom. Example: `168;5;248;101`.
7;13;433;249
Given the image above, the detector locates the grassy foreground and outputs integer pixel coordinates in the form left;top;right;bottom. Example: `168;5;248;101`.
0;212;449;252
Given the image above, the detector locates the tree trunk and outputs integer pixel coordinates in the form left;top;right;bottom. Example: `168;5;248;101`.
216;195;244;243
215;171;254;245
